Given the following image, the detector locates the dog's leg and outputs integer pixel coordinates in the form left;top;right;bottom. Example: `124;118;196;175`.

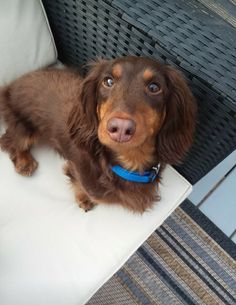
64;161;95;212
0;129;38;176
12;150;38;177
75;191;95;212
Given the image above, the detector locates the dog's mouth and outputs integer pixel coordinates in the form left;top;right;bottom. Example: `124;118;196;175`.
97;107;164;171
98;114;160;171
96;102;165;157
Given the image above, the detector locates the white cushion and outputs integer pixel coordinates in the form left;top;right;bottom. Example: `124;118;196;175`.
0;0;57;85
0;144;192;305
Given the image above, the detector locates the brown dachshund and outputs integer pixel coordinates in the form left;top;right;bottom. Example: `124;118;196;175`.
0;56;197;213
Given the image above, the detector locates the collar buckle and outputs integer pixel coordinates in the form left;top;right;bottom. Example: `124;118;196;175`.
150;164;161;182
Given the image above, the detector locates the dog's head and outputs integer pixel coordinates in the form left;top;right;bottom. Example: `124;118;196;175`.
68;56;197;169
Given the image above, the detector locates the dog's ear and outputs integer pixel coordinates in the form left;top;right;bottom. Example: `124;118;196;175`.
67;59;108;152
156;66;197;164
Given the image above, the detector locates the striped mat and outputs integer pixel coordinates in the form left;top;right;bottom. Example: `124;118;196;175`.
87;201;236;305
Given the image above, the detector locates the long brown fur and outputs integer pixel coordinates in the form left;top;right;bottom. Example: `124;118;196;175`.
0;56;197;213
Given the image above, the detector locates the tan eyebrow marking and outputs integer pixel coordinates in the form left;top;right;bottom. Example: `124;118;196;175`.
112;64;122;78
143;69;154;80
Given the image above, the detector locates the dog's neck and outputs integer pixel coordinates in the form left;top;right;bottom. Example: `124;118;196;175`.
114;141;157;173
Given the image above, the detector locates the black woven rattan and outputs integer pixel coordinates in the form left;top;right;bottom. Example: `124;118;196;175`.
42;0;236;184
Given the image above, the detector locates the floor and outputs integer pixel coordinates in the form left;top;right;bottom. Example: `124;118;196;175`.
188;150;236;243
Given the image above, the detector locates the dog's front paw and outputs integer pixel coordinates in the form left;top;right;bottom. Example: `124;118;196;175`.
78;199;94;212
75;193;95;212
13;152;38;177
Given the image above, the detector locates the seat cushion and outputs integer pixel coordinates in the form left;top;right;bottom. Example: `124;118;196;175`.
0;0;57;85
0;146;192;305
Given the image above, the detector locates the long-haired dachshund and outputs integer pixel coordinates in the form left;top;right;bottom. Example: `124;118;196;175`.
0;56;197;213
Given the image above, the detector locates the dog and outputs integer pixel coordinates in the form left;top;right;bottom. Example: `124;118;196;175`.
0;56;197;213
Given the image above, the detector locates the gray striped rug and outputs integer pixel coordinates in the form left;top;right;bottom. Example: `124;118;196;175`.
87;201;236;305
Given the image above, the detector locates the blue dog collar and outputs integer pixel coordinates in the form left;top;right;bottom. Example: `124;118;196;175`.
111;164;160;183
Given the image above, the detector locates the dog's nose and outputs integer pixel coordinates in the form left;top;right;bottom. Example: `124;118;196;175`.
107;117;136;142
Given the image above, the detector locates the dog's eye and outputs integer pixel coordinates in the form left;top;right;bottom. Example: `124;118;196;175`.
103;77;114;88
147;82;161;93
